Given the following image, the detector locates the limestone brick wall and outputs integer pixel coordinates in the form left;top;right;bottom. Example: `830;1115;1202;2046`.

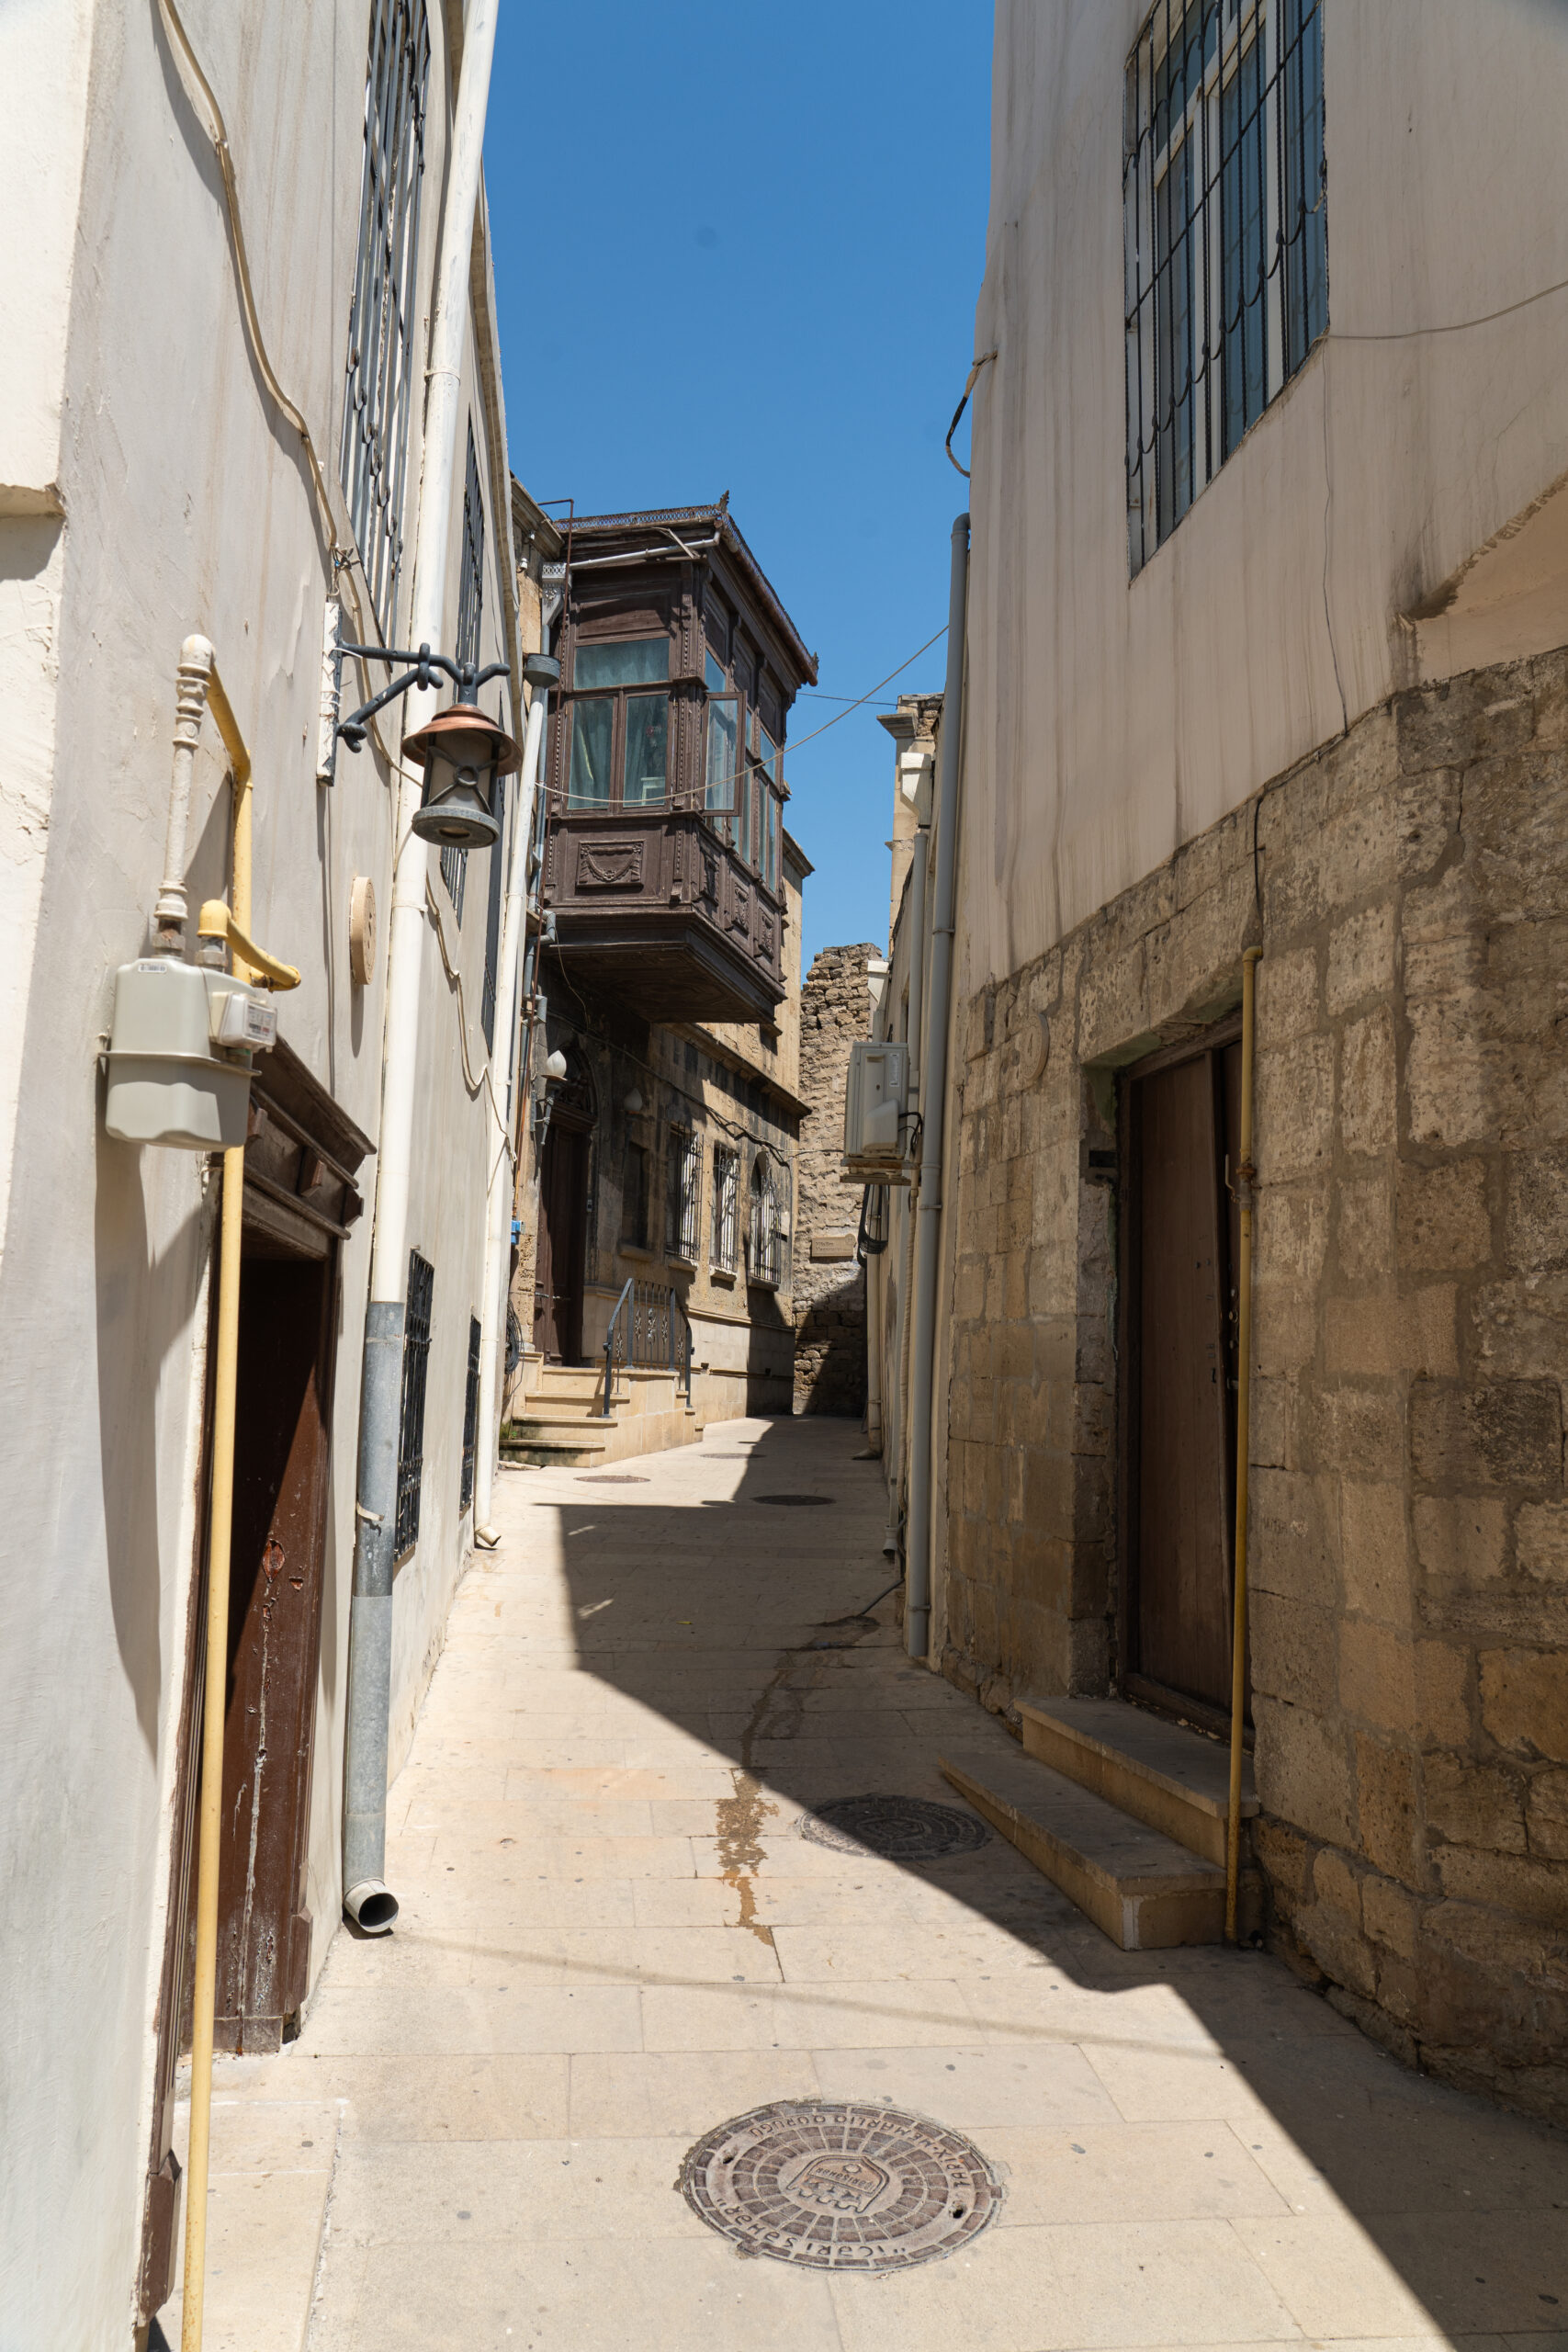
942;647;1568;2120
794;944;876;1415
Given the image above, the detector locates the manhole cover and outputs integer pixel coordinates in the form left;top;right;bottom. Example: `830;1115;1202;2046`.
577;1474;649;1483
798;1795;988;1860
681;2098;1001;2270
754;1493;834;1507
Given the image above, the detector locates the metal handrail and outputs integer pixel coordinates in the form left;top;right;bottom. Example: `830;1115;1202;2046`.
603;1278;694;1413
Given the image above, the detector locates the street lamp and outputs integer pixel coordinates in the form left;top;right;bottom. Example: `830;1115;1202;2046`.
333;641;522;849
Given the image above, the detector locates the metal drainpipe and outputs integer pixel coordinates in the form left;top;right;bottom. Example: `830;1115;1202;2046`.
473;664;553;1542
343;0;503;1936
1225;944;1263;1939
904;514;970;1661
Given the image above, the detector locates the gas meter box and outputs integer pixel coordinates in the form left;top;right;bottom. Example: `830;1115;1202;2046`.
842;1039;911;1182
105;957;277;1150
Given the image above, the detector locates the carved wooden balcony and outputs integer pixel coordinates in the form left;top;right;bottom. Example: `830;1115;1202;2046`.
541;805;785;1024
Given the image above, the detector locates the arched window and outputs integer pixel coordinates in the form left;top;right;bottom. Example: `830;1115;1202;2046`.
747;1155;784;1288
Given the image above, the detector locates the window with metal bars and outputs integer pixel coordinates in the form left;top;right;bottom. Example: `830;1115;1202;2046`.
394;1250;434;1559
711;1145;739;1274
1124;0;1326;573
440;421;490;923
340;0;431;637
459;1314;480;1515
665;1128;702;1262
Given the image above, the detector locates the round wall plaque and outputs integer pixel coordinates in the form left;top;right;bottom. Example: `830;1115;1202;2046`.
348;874;377;986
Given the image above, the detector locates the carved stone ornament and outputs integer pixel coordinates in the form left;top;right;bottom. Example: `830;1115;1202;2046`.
576;840;645;892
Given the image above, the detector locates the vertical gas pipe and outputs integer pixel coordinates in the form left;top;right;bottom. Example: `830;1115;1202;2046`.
1225;944;1263;1941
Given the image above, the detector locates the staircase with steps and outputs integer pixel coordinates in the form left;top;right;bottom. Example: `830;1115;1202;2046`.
941;1693;1262;1951
501;1362;703;1470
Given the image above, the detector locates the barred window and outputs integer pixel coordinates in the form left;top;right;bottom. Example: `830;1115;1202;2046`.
442;422;489;926
1124;0;1326;572
459;1313;480;1515
395;1250;434;1559
711;1145;739;1274
747;1157;784;1289
666;1129;702;1262
340;0;431;635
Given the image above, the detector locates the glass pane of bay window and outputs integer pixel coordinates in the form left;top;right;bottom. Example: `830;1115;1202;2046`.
569;697;614;806
574;637;669;689
705;697;737;818
624;693;668;805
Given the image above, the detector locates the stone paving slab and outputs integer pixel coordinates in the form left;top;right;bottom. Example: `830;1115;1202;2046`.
170;1416;1568;2352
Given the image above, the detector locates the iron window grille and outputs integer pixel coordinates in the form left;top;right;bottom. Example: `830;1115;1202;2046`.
340;0;431;637
747;1157;784;1288
394;1250;434;1559
440;421;489;923
622;1140;650;1250
459;1313;480;1515
666;1128;702;1262
1124;0;1326;573
711;1144;739;1274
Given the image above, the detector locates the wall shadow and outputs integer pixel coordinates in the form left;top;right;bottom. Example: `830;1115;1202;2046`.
537;1413;1568;2344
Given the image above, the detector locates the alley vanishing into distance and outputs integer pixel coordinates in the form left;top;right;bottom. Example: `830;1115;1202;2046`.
158;1419;1568;2352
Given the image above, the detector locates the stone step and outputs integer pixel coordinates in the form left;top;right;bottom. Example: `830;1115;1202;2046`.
499;1430;609;1467
939;1751;1260;1951
512;1411;617;1434
1014;1695;1258;1871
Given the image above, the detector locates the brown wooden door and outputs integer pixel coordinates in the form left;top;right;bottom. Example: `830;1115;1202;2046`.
1125;1043;1238;1716
536;1123;588;1363
212;1241;336;2051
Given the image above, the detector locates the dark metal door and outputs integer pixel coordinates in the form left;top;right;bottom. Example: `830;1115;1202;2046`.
1126;1046;1237;1715
536;1123;588;1363
213;1247;335;2051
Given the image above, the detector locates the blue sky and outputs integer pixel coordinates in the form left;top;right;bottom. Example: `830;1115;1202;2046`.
486;3;994;967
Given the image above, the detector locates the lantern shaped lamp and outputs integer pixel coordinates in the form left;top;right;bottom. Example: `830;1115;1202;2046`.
402;702;522;850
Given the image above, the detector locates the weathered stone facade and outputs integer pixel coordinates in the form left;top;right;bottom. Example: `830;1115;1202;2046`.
794;944;876;1415
941;648;1568;2121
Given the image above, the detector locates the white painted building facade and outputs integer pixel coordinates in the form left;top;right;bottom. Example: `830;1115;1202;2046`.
0;0;529;2335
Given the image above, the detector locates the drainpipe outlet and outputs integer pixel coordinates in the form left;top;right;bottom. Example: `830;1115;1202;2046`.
344;1880;399;1935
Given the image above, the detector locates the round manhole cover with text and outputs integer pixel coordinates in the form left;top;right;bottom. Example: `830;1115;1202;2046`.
680;2098;1002;2270
799;1794;989;1860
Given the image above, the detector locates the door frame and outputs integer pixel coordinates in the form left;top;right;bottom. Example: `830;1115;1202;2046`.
1114;1013;1246;1740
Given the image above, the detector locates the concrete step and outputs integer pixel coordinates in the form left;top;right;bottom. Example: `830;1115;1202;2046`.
939;1751;1260;1951
498;1417;610;1468
1015;1695;1258;1871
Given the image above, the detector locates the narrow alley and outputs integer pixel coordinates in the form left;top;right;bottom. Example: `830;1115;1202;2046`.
162;1419;1568;2352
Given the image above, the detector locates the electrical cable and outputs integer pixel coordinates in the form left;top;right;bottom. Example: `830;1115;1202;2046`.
154;0;402;768
945;350;998;478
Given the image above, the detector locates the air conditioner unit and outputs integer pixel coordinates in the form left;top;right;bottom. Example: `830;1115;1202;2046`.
842;1039;911;1183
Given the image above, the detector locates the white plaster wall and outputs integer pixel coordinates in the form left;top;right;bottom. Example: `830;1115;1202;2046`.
0;0;518;2335
964;0;1568;996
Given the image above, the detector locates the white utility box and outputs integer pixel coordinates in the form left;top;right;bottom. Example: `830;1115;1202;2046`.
105;957;276;1150
843;1039;911;1182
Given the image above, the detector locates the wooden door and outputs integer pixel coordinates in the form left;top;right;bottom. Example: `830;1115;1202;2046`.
536;1123;588;1363
212;1241;336;2051
1123;1039;1240;1718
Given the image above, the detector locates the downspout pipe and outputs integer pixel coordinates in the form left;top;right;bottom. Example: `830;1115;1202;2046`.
344;0;502;1936
473;659;555;1541
905;513;970;1660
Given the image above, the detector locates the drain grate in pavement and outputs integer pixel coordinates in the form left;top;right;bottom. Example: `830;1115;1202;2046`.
577;1474;650;1483
798;1794;989;1860
753;1493;835;1506
680;2098;1002;2270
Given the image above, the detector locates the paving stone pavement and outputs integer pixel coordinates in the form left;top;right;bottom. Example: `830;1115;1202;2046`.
168;1416;1568;2352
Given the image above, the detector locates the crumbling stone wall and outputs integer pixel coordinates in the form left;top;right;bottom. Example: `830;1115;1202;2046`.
794;944;876;1414
942;647;1568;2121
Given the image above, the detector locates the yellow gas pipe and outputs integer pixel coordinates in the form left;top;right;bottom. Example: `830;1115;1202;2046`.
1224;944;1263;1944
180;669;298;2352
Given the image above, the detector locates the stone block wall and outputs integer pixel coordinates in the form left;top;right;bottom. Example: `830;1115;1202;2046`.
794;944;876;1415
942;648;1568;2120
